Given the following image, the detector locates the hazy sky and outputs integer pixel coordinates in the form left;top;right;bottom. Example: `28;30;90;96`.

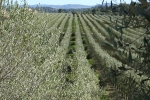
18;0;137;5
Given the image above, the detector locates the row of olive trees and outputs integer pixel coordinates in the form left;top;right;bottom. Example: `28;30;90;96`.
109;0;150;72
83;0;150;99
106;0;150;99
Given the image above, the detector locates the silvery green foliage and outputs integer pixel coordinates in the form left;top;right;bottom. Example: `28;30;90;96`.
97;0;150;99
0;1;72;99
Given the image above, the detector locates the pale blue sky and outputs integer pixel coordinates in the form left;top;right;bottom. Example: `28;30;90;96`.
17;0;137;5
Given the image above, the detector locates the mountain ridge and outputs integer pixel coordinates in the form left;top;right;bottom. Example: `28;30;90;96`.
30;4;94;9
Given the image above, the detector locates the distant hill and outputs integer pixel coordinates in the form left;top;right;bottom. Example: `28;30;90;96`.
30;6;57;13
30;4;93;9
